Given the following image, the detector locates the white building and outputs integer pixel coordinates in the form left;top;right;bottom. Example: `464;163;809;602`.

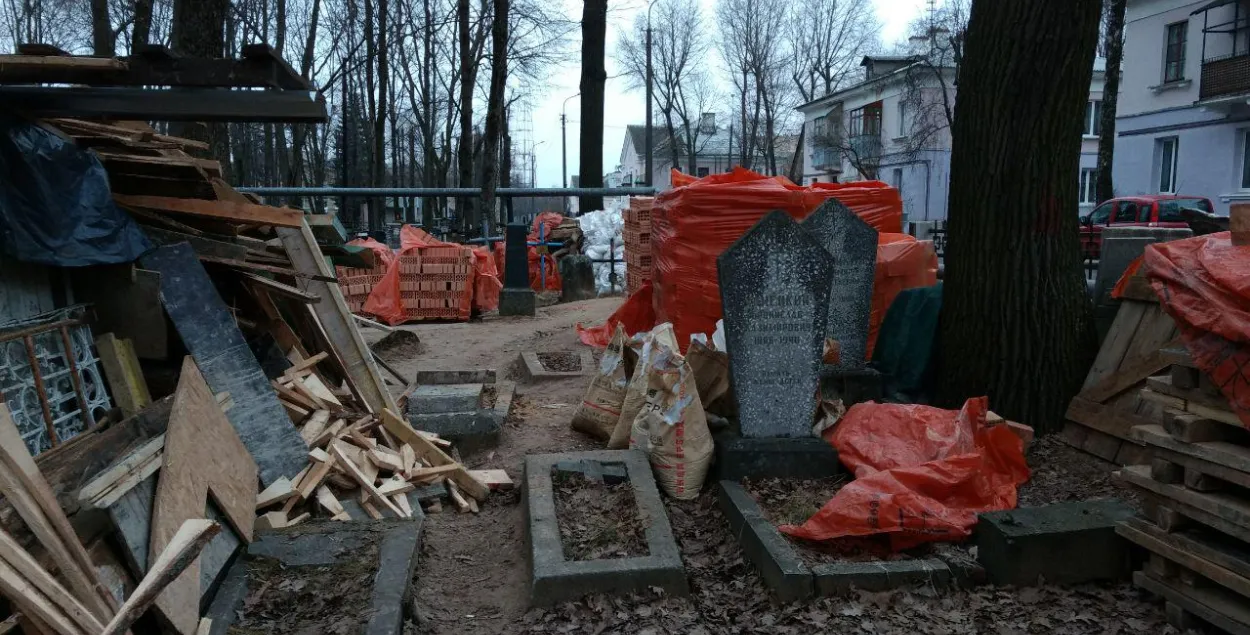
617;114;796;192
795;52;1106;222
1113;0;1249;215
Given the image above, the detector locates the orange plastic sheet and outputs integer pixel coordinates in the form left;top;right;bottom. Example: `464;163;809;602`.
472;246;502;311
346;237;396;271
780;398;1030;551
364;225;476;325
871;236;939;358
1146;232;1250;427
652;168;904;347
577;282;655;347
492;211;565;292
1110;255;1145;300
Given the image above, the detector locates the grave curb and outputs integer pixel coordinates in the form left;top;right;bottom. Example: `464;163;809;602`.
713;436;844;481
716;480;813;602
975;499;1135;586
406;380;515;456
415;369;497;385
811;558;952;595
525;450;688;606
519;350;595;381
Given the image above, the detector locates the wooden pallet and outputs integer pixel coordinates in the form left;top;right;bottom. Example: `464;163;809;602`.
1063;295;1181;463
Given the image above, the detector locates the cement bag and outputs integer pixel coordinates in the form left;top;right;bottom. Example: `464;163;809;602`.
570;325;631;441
628;345;713;500
685;340;732;417
608;323;678;449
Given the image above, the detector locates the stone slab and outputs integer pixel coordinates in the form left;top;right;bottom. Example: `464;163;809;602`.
503;223;530;289
976;499;1135;586
801;199;878;370
559;255;596;302
519;351;595;380
500;288;536;317
140;242;307;485
410;383;483;414
813;559;951;595
416;369;497;385
717;480;813;601
205;519;422;635
818;366;884;406
718;211;835;438
714;435;843;481
405;381;514;456
525;450;688;606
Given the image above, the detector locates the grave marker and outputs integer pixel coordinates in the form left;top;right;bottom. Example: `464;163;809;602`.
801;199;878;369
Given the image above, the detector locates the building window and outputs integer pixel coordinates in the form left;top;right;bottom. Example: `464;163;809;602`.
1079;168;1098;204
848;102;883;138
1164;22;1187;83
1242;130;1250;190
1157;137;1179;193
892;168;903;190
697;167;710;177
1084;101;1102;137
813;115;828;139
897;101;907;137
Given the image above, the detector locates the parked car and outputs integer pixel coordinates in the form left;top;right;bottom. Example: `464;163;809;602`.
1080;194;1215;259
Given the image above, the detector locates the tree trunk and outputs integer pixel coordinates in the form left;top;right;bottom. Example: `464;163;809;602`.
1096;0;1125;204
457;0;477;233
934;0;1101;435
133;0;154;47
170;0;229;163
90;0;114;56
375;0;389;192
579;0;607;213
480;0;508;234
788;124;805;184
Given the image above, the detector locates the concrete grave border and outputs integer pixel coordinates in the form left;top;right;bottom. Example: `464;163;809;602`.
718;481;951;600
525;450;688;606
714;435;844;481
518;350;595;381
406;370;515;455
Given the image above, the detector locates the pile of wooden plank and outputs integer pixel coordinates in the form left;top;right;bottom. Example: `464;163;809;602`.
1114;349;1250;634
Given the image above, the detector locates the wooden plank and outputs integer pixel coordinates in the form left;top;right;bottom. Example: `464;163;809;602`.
311;418;347;448
91;451;161;509
1118;465;1250;543
301;375;343;408
115;194;304;227
148;358;258;635
1133;425;1250;484
1080;337;1181;404
278;221;397;414
1083;300;1148;390
328;441;405;517
1148;375;1234;414
1142;389;1242;428
283;352;330;379
0;554;88;635
77;433;165;504
315;486;348;519
0;406;115;620
240;273;321;304
0;54;125;71
49;118;211;150
0;528;103;634
294;454;336;501
469;469;514;491
255;477;295;510
1134;571;1250;635
1065;396;1157;441
1119;517;1250;598
94;333;152;418
101;519;221;635
368;448;404;473
380;409;489;500
377;478;415;496
141;243;308;486
199;255;335;282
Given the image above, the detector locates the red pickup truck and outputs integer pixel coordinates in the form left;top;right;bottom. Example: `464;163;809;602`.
1080;194;1215;259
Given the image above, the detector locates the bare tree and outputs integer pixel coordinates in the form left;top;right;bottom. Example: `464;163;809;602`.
788;0;880;104
480;0;507;230
579;0;607;213
1096;0;1125;203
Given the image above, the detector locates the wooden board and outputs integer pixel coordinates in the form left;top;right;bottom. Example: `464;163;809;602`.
149;357;258;635
1119;517;1250;599
115;194;304;227
69;264;167;360
380;409;488;500
1134;571;1250;635
277;221;397;415
95;333;152;418
1133;425;1250;486
1118;465;1250;543
141;242;308;486
1065;299;1179;461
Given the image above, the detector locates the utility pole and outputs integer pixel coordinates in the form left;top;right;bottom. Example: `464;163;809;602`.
645;1;657;188
561;92;579;214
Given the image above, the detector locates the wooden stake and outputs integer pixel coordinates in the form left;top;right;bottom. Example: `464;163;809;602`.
100;519;221;635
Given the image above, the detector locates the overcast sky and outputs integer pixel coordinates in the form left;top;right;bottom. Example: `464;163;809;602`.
526;0;929;188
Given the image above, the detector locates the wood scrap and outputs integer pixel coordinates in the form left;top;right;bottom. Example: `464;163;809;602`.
0;554;89;635
256;511;287;530
199;254;336;282
328;441;405;517
299;410;332;444
469;469;514;491
294;454;336;501
78;434;165;504
283;351;329;378
310;418;347;447
255;477;295;510
377;478;416;497
315;487;349;519
393;492;413;517
95;333;152;418
368;448;405;473
381;409;489;500
287;512;311;526
0;528;103;634
100;519;221;635
447;480;471;513
115;194;305;227
240;272;321;304
301;374;343;408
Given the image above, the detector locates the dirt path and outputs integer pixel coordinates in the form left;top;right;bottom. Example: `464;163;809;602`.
367;298;620;635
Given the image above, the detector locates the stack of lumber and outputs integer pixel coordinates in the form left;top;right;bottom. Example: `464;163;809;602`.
1062;278;1178;464
624;197;652;295
1114;348;1250;634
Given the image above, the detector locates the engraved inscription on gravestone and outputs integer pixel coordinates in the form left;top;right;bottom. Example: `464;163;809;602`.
718;211;835;438
801;199;878;369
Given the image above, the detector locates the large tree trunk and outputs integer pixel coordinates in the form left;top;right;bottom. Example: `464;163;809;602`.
1096;0;1125;204
479;0;508;234
934;0;1101;435
579;0;607;213
375;0;389;192
90;0;114;56
133;0;154;47
169;0;229;162
457;0;477;233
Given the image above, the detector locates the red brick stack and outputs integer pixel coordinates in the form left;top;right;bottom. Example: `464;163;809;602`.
336;265;387;314
624;197;653;295
397;245;475;321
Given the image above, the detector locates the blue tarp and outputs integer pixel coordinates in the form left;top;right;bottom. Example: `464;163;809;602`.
0;113;151;266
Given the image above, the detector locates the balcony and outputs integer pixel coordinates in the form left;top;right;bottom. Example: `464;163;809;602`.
1201;53;1250;101
812;147;839;170
848;134;883;163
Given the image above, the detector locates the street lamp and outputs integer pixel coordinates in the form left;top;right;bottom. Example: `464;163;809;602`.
645;0;658;188
561;93;579;214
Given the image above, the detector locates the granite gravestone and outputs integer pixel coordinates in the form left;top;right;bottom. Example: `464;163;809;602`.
718;211;835;438
801;199;878;369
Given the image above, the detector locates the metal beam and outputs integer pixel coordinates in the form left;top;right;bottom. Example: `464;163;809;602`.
236;186;657;197
0;86;327;122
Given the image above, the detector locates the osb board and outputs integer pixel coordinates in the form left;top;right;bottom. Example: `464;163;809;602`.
150;357;257;635
1064;298;1179;463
